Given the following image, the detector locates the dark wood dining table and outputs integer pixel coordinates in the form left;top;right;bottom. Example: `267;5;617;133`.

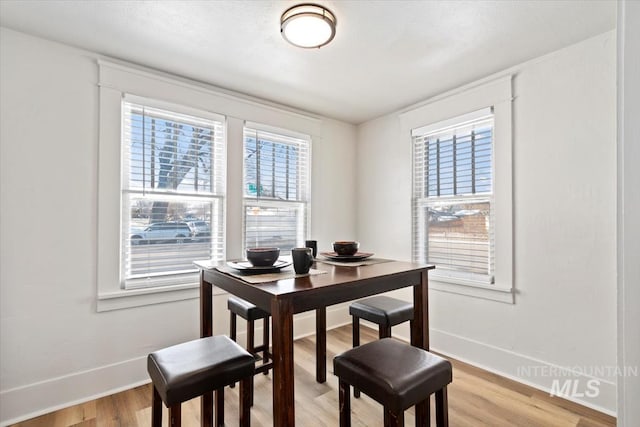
194;259;435;426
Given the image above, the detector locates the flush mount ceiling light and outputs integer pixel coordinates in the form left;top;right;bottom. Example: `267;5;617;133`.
280;3;337;49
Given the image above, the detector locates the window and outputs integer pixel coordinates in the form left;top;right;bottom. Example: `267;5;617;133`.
401;75;513;302
242;125;310;252
412;108;494;284
121;97;225;289
98;60;321;310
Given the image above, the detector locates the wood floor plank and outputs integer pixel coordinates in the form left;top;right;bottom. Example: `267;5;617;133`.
11;325;615;427
12;401;96;427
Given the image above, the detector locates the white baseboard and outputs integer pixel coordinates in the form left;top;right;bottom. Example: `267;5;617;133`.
0;303;352;426
426;328;617;416
0;356;150;427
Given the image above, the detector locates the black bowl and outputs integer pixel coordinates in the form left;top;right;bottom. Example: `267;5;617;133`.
333;241;359;256
246;247;280;267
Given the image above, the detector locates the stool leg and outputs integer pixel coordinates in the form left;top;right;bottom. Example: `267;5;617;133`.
435;387;449;427
169;404;181;427
263;316;270;373
230;312;237;341
352;316;361;398
247;319;255;406
229;312;237;389
215;388;224;427
383;407;404;427
339;379;351;427
239;376;252;427
151;386;162;427
247;319;255;352
352;316;360;348
415;397;430;427
202;391;213;427
379;324;392;339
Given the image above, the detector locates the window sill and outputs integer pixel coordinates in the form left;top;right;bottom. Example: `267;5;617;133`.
97;282;228;312
430;273;514;304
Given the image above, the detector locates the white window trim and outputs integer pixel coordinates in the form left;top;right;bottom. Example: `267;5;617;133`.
400;75;514;303
97;59;322;311
120;95;227;291
245;120;313;141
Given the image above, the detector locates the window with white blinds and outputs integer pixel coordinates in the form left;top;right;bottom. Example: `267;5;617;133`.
121;98;225;289
412;107;495;283
243;125;310;252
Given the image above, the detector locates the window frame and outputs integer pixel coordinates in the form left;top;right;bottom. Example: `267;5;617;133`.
241;123;311;254
412;108;495;284
97;62;233;311
400;76;514;303
120;95;227;290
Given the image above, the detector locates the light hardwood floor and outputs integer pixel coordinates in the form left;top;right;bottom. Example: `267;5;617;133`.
12;326;615;427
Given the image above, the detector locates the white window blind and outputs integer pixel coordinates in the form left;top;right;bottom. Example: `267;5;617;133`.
412;107;495;282
121;98;226;289
243;125;310;252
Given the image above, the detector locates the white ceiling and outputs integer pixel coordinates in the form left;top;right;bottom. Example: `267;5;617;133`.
0;0;616;124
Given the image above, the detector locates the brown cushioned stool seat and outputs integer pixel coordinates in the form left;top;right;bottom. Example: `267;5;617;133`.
334;338;452;427
349;295;414;397
148;335;255;427
349;295;413;328
228;296;270;320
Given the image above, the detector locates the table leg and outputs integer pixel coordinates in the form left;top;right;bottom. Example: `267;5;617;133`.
316;307;327;383
199;271;214;426
411;270;429;350
271;297;295;426
200;271;213;338
413;270;430;426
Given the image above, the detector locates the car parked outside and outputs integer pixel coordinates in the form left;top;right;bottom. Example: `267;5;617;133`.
187;220;211;242
130;222;194;245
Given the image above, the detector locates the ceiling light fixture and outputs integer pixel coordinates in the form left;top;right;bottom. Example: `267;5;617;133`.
280;3;337;49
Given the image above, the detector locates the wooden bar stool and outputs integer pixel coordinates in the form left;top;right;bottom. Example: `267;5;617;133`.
227;296;272;405
349;295;413;397
147;335;255;427
228;296;272;371
334;338;452;427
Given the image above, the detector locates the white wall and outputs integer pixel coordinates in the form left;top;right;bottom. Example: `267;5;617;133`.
0;28;356;425
617;1;640;425
356;31;617;413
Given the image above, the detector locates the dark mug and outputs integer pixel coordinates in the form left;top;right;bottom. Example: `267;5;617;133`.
305;240;318;258
292;247;313;274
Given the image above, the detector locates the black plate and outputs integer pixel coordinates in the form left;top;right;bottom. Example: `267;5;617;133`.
226;259;291;273
319;251;374;261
